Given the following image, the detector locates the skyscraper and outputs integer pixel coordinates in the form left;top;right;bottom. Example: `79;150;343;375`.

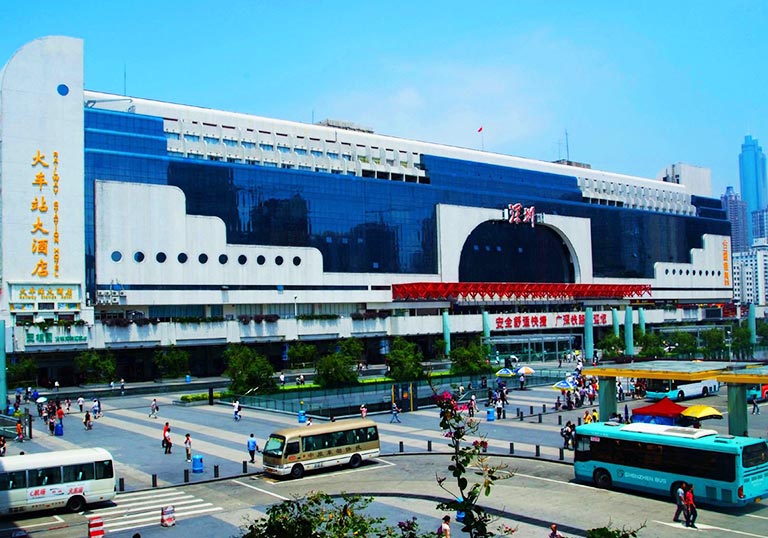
722;186;749;252
739;135;767;245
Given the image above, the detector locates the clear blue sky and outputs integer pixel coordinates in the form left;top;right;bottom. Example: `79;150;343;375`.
1;1;765;197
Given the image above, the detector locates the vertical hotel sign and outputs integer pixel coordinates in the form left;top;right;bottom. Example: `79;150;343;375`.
722;239;730;287
30;150;61;279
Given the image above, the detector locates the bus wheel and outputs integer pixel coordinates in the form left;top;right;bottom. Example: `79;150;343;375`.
593;469;612;489
290;464;304;479
677;391;685;401
349;454;362;469
702;387;709;397
66;495;86;513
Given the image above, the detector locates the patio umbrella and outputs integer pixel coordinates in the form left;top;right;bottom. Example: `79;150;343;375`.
552;379;577;391
680;405;723;420
495;368;516;378
516;366;535;376
35;396;47;403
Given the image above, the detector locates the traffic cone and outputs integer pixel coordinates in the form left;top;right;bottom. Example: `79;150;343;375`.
160;505;176;527
88;516;104;538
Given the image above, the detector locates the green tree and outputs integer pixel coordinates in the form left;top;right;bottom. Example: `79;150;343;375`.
434;337;447;360
636;332;665;359
597;333;624;359
153;345;190;379
667;331;697;358
7;357;37;387
314;352;358;388
223;344;277;395
337;337;365;364
731;325;752;360
701;328;726;360
450;340;491;375
74;350;116;383
287;342;317;369
756;320;768;341
386;337;424;381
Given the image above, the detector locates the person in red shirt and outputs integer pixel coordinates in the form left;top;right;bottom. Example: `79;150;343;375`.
684;484;698;528
56;406;65;424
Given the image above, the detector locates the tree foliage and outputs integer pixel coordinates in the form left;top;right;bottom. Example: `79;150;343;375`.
597;333;624;359
74;351;116;383
701;328;726;359
731;324;753;360
450;340;492;375
386;337;424;381
7;357;37;387
337;337;365;364
287;342;318;368
314;353;358;388
666;330;697;358
223;344;277;394
153;345;190;379
636;332;665;359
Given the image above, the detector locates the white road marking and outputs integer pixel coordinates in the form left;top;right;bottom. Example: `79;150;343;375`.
0;514;64;531
232;479;289;501
655;520;768;537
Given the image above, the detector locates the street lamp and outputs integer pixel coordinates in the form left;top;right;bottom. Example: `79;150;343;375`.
293;295;298;319
726;329;732;361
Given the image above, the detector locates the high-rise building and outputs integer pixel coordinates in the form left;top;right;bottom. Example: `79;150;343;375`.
721;186;749;252
732;240;768;306
739;135;767;245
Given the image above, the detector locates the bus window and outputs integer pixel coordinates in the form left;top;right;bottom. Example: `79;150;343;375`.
743;442;768;468
0;471;26;490
285;441;300;456
365;427;378;442
263;436;286;457
94;460;114;480
29;467;62;487
64;462;95;482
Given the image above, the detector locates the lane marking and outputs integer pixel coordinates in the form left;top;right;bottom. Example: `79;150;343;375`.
232;479;290;501
654;520;768;537
747;514;768;520
512;471;594;489
103;506;223;532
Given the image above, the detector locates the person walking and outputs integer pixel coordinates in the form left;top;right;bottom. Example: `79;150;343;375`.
437;515;451;537
15;420;23;442
548;523;564;538
77;396;84;413
247;433;259;463
163;426;173;454
390;402;402;423
184;433;192;462
232;400;240;421
752;395;761;415
673;481;687;522
83;410;92;430
360;404;367;418
684;484;698;528
149;399;159;419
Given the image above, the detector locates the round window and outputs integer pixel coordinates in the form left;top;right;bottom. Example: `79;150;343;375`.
275;256;284;266
134;252;145;263
257;255;266;265
219;254;228;265
293;256;301;266
156;252;167;263
178;253;188;264
238;255;247;265
111;251;123;262
198;254;208;264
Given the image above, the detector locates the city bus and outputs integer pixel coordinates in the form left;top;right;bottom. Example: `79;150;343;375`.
644;378;719;401
747;384;768;402
0;448;116;514
262;418;380;479
574;422;768;506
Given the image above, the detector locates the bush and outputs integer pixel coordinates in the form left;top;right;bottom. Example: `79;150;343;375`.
223;344;277;394
180;392;223;402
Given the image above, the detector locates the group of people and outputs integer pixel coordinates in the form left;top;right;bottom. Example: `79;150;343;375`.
673;481;698;528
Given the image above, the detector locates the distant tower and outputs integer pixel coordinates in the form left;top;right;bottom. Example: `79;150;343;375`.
722;186;749;252
739;135;767;245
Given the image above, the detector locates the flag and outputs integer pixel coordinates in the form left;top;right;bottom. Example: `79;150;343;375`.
477;126;483;133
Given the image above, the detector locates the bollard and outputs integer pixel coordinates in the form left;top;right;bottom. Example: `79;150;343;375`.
543;404;547;413
559;448;564;461
214;464;219;478
509;442;514;454
558;415;562;426
208;387;214;406
243;461;248;473
535;445;541;457
529;405;534;414
184;469;190;483
118;477;125;492
519;412;523;421
399;441;404;453
427;440;432;452
502;408;506;419
152;474;157;488
578;417;582;426
538;414;542;423
516;407;520;417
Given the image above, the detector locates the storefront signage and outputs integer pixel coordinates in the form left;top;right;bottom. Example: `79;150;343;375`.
722;239;730;287
495;312;609;331
30;149;62;278
502;203;536;227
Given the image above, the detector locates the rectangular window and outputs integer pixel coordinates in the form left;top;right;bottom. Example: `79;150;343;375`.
263;161;278;168
259;143;274;151
295;148;307;156
0;471;26;490
342;154;352;161
165;132;180;140
63;462;95;482
183;134;200;142
328;152;339;159
242;141;256;149
277;146;291;154
222;139;238;147
203;137;220;145
28;467;62;487
311;150;323;158
95;460;114;480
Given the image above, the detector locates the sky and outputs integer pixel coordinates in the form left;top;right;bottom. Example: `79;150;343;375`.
1;1;766;197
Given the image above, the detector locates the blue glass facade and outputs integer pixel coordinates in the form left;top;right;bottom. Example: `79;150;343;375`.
84;108;730;295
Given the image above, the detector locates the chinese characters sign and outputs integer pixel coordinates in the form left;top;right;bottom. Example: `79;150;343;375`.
722;240;730;287
502;203;535;227
494;312;609;331
30;149;61;278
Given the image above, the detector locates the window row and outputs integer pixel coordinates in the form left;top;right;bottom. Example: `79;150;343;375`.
0;460;114;491
110;251;302;267
663;268;723;277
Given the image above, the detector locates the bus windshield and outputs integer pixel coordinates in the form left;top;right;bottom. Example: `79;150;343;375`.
743;441;768;468
263;435;286;457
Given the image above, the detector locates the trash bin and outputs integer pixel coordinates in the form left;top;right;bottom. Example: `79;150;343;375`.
54;422;63;436
185;374;191;383
486;408;495;422
298;410;306;423
192;454;204;473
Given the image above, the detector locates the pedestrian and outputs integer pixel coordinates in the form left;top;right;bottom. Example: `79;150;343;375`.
673;481;687;522
149;398;159;418
752;395;761;415
77;396;84;413
15;421;23;442
48;415;56;436
298;374;305;386
592;408;598;423
684;484;698;528
232;399;240;420
56;406;64;424
548;523;564;538
247;433;259;463
519;373;525;390
0;436;6;456
306;417;313;426
184;433;192;462
109;380;115;391
163;426;172;454
437;515;451;537
390;402;402;423
65;398;71;414
495;398;503;420
54;380;60;392
83;410;92;430
279;372;285;386
360;404;367;418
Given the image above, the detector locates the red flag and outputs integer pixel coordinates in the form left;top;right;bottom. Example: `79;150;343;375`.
477;126;483;133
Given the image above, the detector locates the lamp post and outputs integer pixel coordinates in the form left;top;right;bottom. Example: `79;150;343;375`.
726;329;732;361
293;295;298;319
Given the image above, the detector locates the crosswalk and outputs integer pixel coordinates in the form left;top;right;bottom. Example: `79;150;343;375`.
85;487;222;533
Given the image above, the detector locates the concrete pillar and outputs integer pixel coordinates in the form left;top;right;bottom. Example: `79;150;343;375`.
584;307;594;362
727;384;749;436
598;376;618;421
482;310;491;345
612;308;620;337
624;306;634;357
442;310;451;357
749;304;757;345
638;307;646;335
0;321;6;411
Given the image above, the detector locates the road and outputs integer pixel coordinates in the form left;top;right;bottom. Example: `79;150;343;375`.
0;382;765;537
